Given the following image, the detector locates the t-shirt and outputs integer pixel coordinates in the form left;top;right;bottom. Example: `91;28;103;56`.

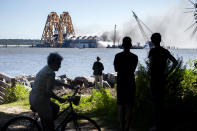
92;61;104;76
29;65;55;105
148;46;172;78
114;51;138;104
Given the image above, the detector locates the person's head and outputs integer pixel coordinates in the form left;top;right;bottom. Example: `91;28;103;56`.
96;56;101;61
122;37;132;51
47;53;63;71
151;33;161;47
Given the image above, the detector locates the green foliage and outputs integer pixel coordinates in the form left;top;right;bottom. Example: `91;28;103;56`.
180;59;197;114
164;58;186;102
53;86;117;116
135;57;197;129
135;57;187;107
4;83;29;103
83;86;118;128
135;63;151;110
71;85;117;116
89;86;117;115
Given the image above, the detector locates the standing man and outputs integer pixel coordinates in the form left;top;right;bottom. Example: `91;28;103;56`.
29;53;69;131
148;33;178;131
114;37;138;131
92;56;104;86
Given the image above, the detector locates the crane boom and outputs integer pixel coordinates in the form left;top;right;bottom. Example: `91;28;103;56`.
132;11;150;43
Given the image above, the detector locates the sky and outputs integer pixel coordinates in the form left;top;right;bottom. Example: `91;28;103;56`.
0;0;196;48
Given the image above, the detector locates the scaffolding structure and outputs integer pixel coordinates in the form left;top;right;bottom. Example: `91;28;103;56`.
41;12;75;46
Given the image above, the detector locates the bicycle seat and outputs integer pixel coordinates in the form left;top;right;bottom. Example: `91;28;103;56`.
30;106;37;113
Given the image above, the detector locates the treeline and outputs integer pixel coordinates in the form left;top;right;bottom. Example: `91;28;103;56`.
0;39;40;45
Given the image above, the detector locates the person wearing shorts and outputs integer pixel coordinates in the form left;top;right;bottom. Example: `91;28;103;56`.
114;37;138;131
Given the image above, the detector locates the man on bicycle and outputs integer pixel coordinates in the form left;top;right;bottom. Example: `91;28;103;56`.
29;53;68;131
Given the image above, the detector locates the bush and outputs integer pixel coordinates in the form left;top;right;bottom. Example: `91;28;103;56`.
134;57;197;129
56;85;117;116
135;57;186;107
89;86;117;115
135;62;152;110
4;83;29;103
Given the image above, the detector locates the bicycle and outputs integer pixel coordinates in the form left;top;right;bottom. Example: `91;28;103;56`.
1;86;101;131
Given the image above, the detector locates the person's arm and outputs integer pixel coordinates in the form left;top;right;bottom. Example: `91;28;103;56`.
46;75;66;103
92;62;95;70
132;56;138;73
101;63;104;71
148;50;152;76
49;90;66;103
114;55;118;72
166;54;178;76
55;80;71;88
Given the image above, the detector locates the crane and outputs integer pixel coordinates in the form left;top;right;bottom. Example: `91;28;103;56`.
132;11;153;48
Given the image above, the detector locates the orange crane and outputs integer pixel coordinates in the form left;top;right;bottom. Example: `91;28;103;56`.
41;12;75;46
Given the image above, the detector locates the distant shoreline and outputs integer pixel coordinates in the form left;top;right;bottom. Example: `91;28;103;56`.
1;39;197;49
0;39;40;45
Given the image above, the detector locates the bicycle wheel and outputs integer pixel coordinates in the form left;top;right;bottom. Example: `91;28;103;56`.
1;116;41;131
61;114;101;131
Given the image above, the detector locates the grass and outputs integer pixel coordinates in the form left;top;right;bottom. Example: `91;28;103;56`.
0;97;30;110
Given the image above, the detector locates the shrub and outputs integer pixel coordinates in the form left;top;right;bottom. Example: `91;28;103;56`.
135;57;186;108
135;57;197;129
135;62;152;110
89;86;117;115
4;83;29;103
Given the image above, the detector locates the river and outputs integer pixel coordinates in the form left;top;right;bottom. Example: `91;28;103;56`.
0;48;197;78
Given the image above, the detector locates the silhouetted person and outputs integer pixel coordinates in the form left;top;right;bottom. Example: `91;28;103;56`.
92;56;104;87
148;33;178;131
114;37;138;131
29;53;68;131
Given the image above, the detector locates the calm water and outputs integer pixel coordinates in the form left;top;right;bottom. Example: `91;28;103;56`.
0;48;197;78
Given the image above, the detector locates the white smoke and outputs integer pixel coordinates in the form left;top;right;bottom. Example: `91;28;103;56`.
122;0;197;48
147;0;197;48
97;41;114;48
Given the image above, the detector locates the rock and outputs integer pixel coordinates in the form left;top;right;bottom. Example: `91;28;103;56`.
61;78;68;84
84;76;95;87
55;76;61;81
103;73;117;87
15;75;32;89
14;73;117;90
26;75;35;81
103;80;111;88
73;77;88;88
59;74;67;79
73;76;96;88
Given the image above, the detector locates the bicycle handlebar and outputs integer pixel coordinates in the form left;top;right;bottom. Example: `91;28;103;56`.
63;85;81;104
72;86;80;96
